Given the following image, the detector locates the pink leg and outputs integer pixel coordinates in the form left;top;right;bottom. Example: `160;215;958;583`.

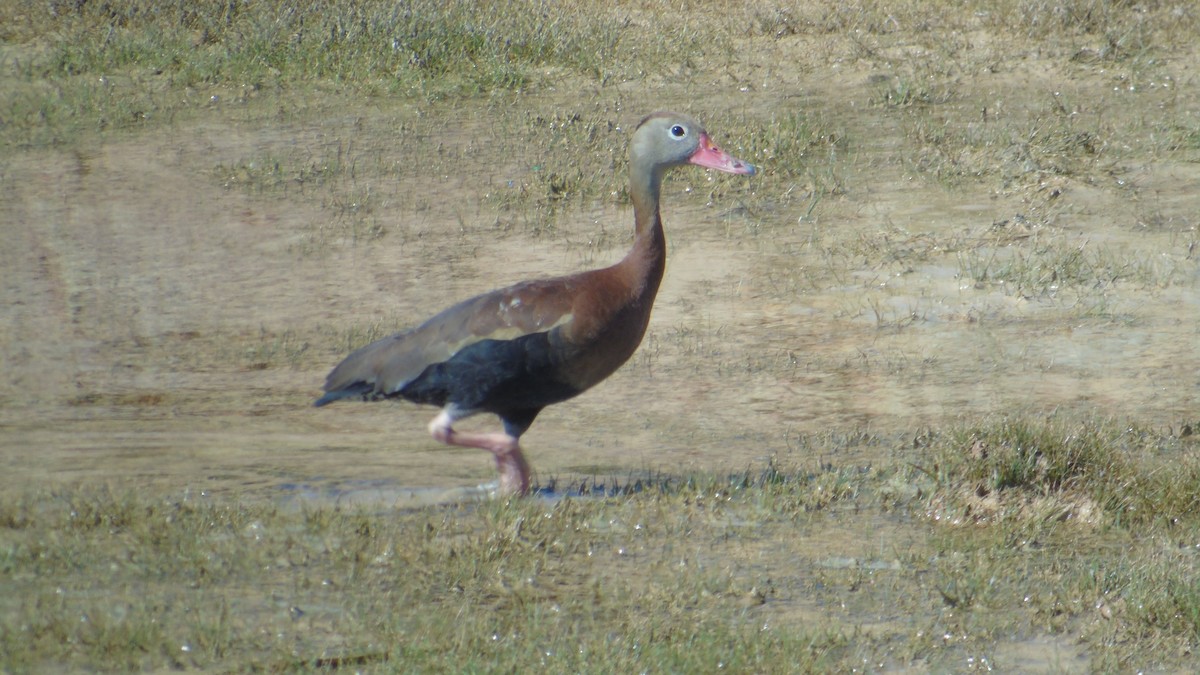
428;411;531;496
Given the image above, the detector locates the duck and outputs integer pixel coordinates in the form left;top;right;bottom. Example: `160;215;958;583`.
315;112;755;495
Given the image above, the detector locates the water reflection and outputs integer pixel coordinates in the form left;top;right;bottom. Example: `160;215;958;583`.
275;475;644;510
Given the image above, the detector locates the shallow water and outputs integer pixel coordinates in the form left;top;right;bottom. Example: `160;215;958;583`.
274;474;645;511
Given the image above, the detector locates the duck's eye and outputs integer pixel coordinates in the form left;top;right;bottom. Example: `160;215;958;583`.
669;124;687;139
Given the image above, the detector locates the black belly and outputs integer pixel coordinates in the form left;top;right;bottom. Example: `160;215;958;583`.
398;332;582;417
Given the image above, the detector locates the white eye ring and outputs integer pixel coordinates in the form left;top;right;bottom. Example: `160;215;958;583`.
669;124;687;139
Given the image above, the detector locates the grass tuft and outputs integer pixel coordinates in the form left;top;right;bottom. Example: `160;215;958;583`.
920;416;1200;529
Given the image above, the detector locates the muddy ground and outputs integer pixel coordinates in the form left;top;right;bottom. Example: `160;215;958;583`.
2;21;1198;505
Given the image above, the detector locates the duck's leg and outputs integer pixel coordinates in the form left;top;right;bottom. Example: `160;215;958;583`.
428;409;532;496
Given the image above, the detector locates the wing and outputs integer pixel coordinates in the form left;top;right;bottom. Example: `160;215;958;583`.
317;275;584;404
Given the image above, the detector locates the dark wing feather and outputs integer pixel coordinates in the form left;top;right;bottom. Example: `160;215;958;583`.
318;276;581;403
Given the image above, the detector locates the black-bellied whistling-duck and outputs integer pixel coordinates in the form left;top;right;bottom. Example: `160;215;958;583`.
315;112;755;495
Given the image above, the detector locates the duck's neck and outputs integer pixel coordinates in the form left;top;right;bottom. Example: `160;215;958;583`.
621;163;667;298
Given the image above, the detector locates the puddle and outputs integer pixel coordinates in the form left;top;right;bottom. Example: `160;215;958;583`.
276;478;493;510
273;475;642;510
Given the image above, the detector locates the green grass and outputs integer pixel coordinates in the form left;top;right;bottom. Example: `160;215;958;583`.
3;0;686;91
0;0;726;148
919;416;1200;527
3;418;1198;670
912;420;1200;669
0;468;862;671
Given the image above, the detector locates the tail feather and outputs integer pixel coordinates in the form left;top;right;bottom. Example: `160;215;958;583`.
313;381;376;407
